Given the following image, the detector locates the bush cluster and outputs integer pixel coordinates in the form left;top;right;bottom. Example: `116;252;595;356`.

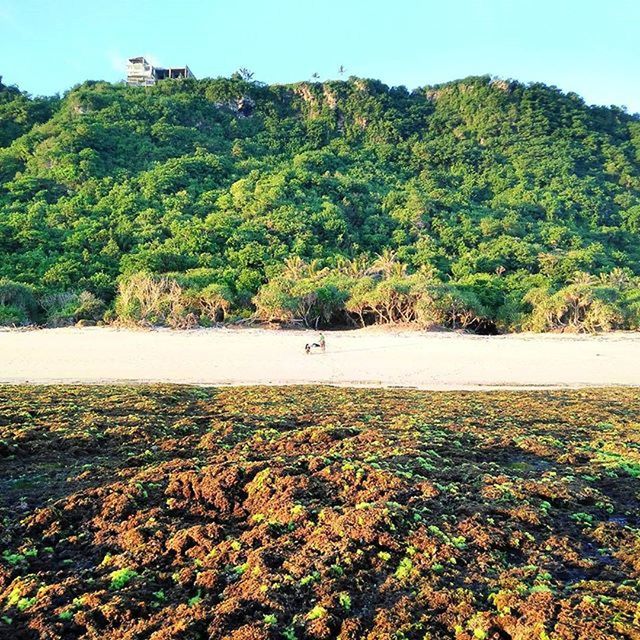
1;261;639;333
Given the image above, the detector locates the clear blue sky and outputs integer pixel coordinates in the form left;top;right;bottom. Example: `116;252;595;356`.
1;0;639;113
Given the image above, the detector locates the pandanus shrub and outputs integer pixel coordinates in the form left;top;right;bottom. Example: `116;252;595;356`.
252;278;297;323
344;272;431;326
197;283;233;323
41;290;106;326
0;279;38;325
415;284;487;330
0;304;29;326
253;275;348;327
115;273;197;328
523;281;626;332
363;276;421;324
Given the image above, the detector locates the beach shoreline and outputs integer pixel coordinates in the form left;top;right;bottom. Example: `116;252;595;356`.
1;326;638;389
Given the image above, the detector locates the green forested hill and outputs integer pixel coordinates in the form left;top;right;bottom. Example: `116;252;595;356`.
1;74;639;331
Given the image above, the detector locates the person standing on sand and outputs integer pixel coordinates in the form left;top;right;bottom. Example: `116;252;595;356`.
319;333;326;352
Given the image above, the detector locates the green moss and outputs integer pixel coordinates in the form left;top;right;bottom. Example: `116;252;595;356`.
16;597;37;612
306;605;327;620
263;613;277;626
109;568;138;590
395;557;413;580
338;592;352;610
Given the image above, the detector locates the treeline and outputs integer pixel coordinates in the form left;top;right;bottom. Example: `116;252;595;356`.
3;260;639;333
0;73;639;332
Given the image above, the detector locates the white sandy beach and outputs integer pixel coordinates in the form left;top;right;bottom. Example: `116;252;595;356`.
0;326;638;389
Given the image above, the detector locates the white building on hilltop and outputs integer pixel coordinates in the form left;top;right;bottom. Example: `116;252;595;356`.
126;57;195;86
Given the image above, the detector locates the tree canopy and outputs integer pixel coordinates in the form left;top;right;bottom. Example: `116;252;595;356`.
1;74;639;331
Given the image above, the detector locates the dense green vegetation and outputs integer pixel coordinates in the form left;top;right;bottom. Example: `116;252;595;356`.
1;73;639;331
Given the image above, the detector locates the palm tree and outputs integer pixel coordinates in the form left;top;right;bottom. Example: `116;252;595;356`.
282;256;307;279
336;255;368;278
306;258;326;278
283;256;326;280
235;68;254;82
600;267;630;289
569;271;596;287
369;249;406;278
